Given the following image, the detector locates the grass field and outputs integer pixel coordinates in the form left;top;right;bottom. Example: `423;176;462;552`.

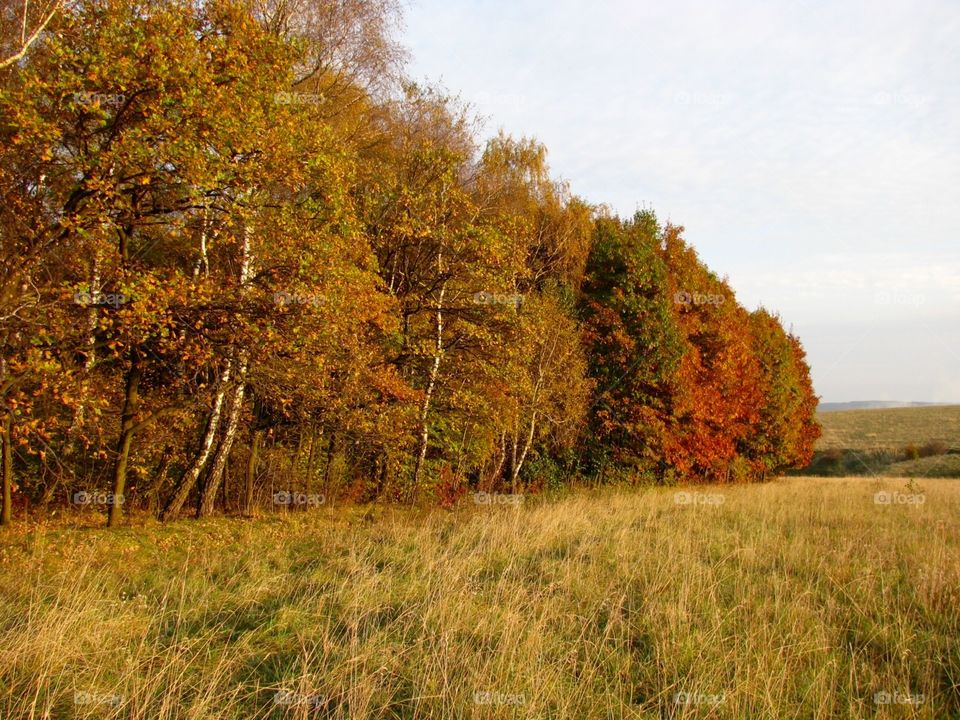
1;476;958;719
815;406;960;452
801;406;960;478
883;454;960;478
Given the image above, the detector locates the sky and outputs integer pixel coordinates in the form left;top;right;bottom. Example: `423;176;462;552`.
402;0;960;403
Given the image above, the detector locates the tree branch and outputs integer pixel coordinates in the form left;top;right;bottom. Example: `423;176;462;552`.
0;1;60;71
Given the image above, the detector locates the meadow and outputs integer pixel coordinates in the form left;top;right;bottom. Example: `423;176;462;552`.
1;475;957;719
800;406;960;478
1;2;955;719
815;406;960;452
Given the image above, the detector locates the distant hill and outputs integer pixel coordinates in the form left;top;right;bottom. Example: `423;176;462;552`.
818;401;948;413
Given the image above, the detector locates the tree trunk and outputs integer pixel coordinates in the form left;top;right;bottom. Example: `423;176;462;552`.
160;359;233;520
322;432;336;493
488;431;507;489
246;428;262;516
195;216;255;518
165;208;253;520
1;411;12;526
197;355;248;518
107;350;141;527
509;328;557;492
268;434;275;513
511;412;537;493
65;257;100;454
146;445;173;517
304;430;318;508
410;275;446;502
507;423;519;493
192;206;209;280
287;431;304;493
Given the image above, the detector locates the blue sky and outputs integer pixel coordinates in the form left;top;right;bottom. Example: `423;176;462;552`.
402;0;960;402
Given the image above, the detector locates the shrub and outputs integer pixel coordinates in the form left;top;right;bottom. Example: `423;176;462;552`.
903;444;921;461
920;440;949;458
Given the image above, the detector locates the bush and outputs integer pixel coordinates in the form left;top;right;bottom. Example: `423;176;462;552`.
728;455;755;483
919;440;949;458
518;453;561;492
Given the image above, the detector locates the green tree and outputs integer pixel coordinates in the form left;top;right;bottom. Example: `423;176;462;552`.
580;211;686;481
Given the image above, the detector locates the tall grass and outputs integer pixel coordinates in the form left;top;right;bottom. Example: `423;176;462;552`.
0;476;957;719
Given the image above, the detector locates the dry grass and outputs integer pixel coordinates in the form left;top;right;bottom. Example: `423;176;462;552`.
0;476;958;719
884;454;960;479
816;405;960;452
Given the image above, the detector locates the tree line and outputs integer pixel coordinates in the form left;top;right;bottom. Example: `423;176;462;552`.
0;0;820;526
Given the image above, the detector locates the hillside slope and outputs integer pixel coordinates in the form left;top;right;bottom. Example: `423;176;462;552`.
815;405;960;451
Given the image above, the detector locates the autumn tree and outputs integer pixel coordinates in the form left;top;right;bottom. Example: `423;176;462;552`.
580;211;686;481
0;0;822;523
659;223;763;481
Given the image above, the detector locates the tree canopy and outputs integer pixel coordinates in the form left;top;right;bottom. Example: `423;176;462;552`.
0;0;820;526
